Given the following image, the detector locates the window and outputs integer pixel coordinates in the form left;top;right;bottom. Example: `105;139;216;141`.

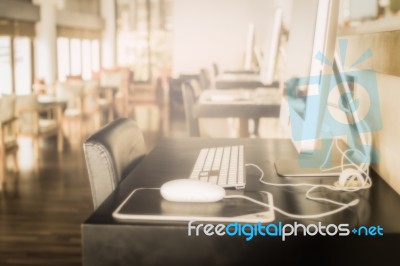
57;37;70;82
70;38;82;76
116;0;173;82
0;36;12;94
82;39;92;80
56;37;101;81
0;35;33;95
91;39;100;72
14;37;32;95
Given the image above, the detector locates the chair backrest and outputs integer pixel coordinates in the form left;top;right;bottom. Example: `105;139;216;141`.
0;94;16;123
83;80;100;113
15;94;39;133
83;118;146;209
100;70;121;86
181;81;200;137
56;81;85;110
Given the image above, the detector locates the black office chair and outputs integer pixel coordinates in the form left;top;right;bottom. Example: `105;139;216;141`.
181;81;200;137
83;118;146;209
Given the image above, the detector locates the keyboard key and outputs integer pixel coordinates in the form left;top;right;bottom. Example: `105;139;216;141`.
209;176;218;184
200;176;208;182
203;148;216;171
212;148;223;170
193;149;208;171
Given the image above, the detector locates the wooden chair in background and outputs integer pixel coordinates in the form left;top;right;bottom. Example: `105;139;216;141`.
100;69;126;118
0;95;19;186
56;80;85;138
15;94;64;162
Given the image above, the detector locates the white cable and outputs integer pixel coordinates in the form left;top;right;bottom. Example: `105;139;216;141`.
259;134;372;192
132;187;160;192
319;138;336;171
246;163;369;192
243;161;371;219
319;138;369;174
224;194;359;220
330;137;372;189
318;152;371;190
318;120;373;185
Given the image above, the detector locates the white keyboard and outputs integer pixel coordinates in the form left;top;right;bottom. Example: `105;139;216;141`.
189;145;246;189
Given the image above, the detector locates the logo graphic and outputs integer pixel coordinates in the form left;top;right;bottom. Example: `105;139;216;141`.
286;39;382;167
188;221;384;241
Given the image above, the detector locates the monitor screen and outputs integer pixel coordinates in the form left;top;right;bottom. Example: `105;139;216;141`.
326;53;372;164
284;0;340;153
259;8;283;85
275;0;342;176
244;23;255;70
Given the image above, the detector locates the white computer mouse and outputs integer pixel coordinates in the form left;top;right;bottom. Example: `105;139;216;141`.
160;179;226;203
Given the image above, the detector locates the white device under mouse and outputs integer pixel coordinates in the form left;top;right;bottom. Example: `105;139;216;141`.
112;186;275;223
160;179;226;203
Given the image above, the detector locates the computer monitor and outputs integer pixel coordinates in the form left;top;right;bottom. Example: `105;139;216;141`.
244;23;255;70
327;52;373;165
275;0;342;177
259;8;283;85
217;8;282;84
253;45;263;71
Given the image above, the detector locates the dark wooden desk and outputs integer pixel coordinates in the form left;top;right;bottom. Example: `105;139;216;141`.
37;96;68;123
215;73;279;89
37;95;68;109
194;90;281;137
82;138;400;266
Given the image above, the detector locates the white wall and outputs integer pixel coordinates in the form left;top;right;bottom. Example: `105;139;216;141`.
369;73;400;194
33;0;57;84
334;31;400;195
100;0;116;69
33;0;108;83
171;0;279;75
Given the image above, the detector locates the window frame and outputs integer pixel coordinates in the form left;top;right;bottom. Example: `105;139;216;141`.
0;34;34;95
56;36;101;81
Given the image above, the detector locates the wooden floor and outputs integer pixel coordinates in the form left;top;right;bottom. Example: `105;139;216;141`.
0;105;285;265
0;105;186;265
0;138;93;265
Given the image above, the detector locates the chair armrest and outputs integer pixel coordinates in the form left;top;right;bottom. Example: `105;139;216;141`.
0;116;18;143
17;104;63;134
0;117;18;127
131;83;155;92
38;104;62;113
18;104;61;114
17;107;41;114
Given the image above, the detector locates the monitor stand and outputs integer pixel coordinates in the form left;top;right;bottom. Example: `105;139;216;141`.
274;159;341;177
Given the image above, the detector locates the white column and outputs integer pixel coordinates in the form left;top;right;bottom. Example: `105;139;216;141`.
33;0;57;84
100;0;116;69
